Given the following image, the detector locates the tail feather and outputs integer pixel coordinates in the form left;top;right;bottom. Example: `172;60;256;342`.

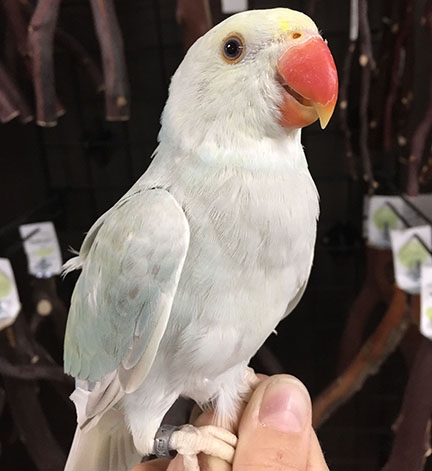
65;409;142;471
62;255;82;277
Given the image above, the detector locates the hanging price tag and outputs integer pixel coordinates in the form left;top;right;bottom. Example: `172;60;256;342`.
403;193;432;227
421;262;432;340
367;196;406;248
390;225;432;294
0;258;21;331
19;222;63;278
221;0;248;13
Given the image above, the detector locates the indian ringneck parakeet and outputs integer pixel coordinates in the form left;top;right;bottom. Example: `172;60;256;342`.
63;7;338;471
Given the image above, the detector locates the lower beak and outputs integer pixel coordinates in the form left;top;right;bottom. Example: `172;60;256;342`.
277;36;338;129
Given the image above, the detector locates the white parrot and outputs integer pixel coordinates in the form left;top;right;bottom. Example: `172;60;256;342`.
63;7;338;471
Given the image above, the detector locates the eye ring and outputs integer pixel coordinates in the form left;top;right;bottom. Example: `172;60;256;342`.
221;34;246;64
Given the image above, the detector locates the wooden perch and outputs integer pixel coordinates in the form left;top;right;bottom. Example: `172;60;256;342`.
89;0;130;121
0;61;33;123
176;0;212;51
28;0;63;126
313;287;412;429
383;336;432;471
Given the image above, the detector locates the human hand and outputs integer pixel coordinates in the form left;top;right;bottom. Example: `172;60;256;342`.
132;375;328;471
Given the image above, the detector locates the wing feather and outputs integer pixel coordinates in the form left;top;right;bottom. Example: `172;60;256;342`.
64;189;190;394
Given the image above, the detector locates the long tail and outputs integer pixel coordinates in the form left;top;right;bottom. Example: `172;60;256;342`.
65;409;142;471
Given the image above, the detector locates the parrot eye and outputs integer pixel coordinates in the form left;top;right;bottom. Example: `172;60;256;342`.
222;34;245;63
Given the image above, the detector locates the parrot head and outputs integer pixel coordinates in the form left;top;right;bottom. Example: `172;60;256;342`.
160;8;338;154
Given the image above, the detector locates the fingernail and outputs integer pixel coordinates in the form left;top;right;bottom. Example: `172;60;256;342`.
258;378;311;433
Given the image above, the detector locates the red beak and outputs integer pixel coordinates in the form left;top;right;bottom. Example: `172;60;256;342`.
277;36;338;129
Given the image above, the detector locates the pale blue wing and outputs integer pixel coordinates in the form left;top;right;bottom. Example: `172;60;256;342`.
64;188;189;393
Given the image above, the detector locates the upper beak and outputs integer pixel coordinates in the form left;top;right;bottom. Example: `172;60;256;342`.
277;36;338;129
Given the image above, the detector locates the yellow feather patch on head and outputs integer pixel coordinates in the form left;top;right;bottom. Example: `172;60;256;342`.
278;18;290;34
272;8;319;36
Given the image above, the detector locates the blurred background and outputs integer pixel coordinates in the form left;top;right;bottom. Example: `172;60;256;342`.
0;0;431;470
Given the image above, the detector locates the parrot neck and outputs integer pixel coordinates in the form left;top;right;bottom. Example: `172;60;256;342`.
157;124;308;172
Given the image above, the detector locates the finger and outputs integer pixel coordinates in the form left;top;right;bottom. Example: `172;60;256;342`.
234;375;312;471
307;431;328;471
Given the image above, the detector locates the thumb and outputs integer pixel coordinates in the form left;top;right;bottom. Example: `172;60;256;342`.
234;375;312;471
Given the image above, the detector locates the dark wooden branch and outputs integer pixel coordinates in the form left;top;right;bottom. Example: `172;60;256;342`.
0;314;71;384
313;288;411;428
0;81;20;123
3;378;66;470
339;39;358;180
368;0;401;154
406;0;432;197
30;276;68;340
89;0;130;121
27;0;63;126
17;0;104;95
383;336;432;471
1;0;32;63
55;28;104;93
1;314;67;470
0;386;5;416
0;60;33;123
358;0;376;192
176;0;212;50
383;0;414;152
1;0;65;121
337;247;394;372
406;79;432;196
0;355;71;383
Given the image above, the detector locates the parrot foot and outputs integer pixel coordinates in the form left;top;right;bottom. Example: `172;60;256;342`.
241;366;261;402
154;423;237;471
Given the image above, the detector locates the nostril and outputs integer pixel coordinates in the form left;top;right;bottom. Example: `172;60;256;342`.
292;32;302;39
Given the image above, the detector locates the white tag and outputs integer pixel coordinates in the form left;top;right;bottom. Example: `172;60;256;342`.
368;196;406;248
221;0;248;13
0;258;21;331
421;261;432;340
390;225;432;294
403;193;432;227
19;222;63;277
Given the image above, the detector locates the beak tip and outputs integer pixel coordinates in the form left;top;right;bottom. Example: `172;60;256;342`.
316;100;337;129
319;117;330;129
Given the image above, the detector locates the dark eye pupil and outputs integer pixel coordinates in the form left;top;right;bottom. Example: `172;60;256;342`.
224;39;242;58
